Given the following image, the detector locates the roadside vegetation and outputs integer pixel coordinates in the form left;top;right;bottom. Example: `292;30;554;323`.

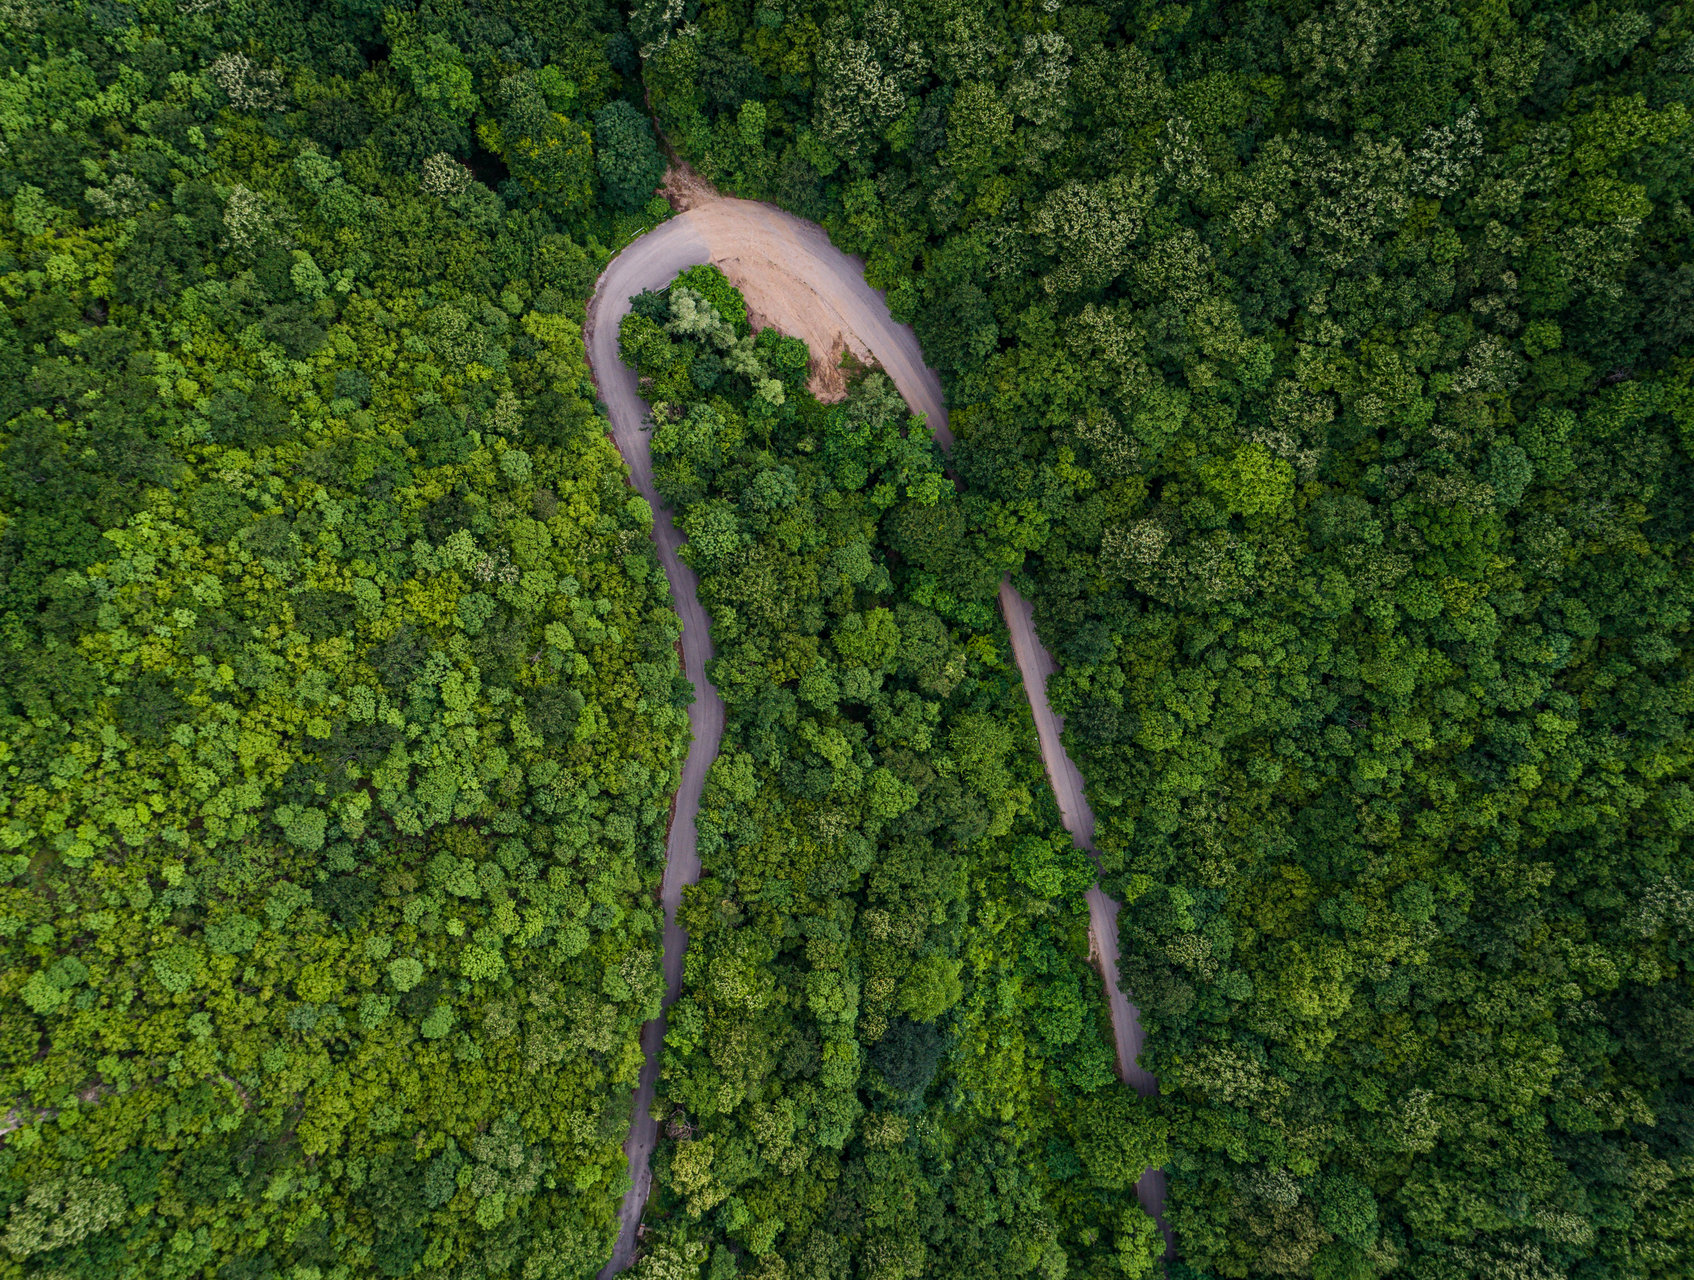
619;265;1166;1280
6;0;1692;1277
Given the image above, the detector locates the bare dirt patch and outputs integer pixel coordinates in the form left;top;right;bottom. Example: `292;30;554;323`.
741;301;866;402
648;174;887;402
811;335;856;401
658;161;720;213
703;248;877;402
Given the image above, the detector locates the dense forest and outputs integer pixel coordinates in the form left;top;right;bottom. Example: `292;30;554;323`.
0;2;690;1277
6;0;1694;1277
637;1;1694;1279
619;265;1166;1280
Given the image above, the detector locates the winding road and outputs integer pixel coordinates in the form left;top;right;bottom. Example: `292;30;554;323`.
584;197;1167;1276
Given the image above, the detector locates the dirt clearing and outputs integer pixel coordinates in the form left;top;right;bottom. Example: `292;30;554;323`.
656;167;883;402
714;246;878;402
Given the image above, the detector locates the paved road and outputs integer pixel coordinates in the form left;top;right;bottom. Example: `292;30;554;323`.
584;197;1167;1274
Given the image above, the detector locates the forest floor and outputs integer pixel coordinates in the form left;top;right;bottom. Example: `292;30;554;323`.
584;175;1167;1274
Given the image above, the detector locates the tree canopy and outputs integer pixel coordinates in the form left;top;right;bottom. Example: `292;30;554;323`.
620;267;1163;1280
1;2;682;1276
644;1;1694;1277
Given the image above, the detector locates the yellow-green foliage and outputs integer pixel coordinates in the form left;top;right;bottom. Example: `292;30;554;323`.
0;3;680;1278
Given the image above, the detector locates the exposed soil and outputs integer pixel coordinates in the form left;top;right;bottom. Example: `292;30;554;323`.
657;160;720;214
655;167;880;402
707;238;878;402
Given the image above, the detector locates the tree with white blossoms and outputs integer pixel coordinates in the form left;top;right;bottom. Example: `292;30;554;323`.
666;287;785;405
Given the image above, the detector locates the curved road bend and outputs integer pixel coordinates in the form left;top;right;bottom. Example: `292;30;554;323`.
584;199;1167;1274
586;215;727;1279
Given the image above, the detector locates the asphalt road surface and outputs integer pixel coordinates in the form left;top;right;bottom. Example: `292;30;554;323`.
584;197;1167;1275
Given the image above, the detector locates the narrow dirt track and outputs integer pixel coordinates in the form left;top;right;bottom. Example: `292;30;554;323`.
998;586;1169;1235
584;196;1167;1275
